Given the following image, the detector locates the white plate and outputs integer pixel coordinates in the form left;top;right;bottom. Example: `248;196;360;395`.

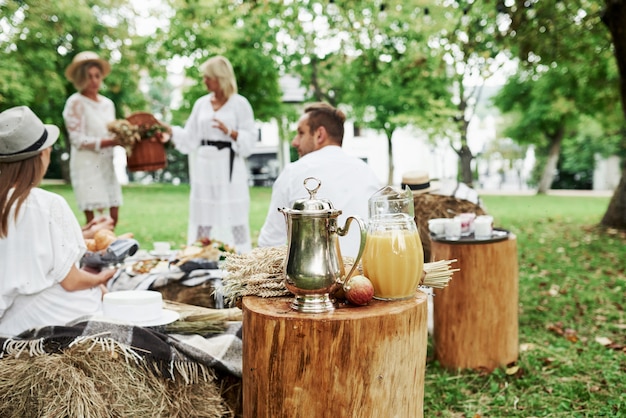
92;309;180;327
149;250;176;259
133;309;180;327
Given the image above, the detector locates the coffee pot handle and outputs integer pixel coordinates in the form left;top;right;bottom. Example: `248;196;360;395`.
337;216;367;281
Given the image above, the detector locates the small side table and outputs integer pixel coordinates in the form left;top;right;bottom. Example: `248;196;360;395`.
431;234;519;371
242;293;428;418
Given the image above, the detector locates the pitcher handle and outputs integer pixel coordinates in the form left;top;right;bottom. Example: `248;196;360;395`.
337;216;367;281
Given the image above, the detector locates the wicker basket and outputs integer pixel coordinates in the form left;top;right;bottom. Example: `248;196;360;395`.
125;112;167;172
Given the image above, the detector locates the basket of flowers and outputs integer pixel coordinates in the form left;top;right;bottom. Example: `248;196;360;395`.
108;112;168;172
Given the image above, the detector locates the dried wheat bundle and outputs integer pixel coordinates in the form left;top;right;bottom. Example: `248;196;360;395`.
222;246;459;303
422;259;459;289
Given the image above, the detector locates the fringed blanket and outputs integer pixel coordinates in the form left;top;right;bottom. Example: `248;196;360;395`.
0;320;243;417
0;319;242;380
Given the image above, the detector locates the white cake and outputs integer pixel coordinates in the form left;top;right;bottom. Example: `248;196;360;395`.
102;290;163;324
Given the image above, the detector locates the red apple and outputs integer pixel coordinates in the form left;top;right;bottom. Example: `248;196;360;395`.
343;275;374;306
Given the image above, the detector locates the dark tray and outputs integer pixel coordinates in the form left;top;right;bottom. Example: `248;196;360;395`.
430;228;510;244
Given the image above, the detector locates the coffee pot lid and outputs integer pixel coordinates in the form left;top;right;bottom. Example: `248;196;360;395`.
288;177;340;214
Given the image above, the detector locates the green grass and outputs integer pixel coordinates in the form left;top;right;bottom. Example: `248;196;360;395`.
43;183;626;416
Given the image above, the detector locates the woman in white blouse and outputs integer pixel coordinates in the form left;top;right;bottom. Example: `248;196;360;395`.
168;56;256;253
0;106;116;336
63;51;122;226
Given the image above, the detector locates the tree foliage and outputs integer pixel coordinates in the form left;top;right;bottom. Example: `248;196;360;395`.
0;0;149;179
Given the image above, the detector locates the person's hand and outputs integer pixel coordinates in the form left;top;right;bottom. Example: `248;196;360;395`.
97;267;117;286
212;117;231;136
82;216;115;239
158;131;171;143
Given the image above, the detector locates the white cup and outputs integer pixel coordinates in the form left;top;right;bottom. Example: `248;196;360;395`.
474;216;494;240
444;218;462;241
428;218;448;237
457;213;476;236
153;241;171;254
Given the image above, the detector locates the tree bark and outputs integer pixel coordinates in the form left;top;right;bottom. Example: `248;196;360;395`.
431;235;519;371
458;144;475;187
387;131;394;185
242;295;428;418
537;130;564;194
600;0;626;229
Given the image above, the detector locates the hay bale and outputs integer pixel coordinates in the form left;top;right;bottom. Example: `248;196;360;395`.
0;342;234;418
413;193;487;262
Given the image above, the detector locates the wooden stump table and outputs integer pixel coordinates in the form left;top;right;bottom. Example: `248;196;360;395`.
242;293;428;418
431;234;519;372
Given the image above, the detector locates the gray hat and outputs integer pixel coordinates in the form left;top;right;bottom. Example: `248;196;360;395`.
0;106;60;162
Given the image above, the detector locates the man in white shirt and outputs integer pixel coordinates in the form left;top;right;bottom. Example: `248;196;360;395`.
258;102;382;258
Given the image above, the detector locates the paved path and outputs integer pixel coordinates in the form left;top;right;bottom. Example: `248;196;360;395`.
477;188;614;197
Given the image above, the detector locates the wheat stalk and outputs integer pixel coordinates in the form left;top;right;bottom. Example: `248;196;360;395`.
222;246;459;302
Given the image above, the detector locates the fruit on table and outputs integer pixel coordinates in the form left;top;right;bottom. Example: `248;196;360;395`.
343;275;375;306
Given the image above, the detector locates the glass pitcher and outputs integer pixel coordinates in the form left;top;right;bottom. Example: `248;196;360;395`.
362;186;424;300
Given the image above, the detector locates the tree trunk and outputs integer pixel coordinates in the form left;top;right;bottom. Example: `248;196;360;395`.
387;132;394;185
458;144;474;186
601;166;626;228
537;131;564;194
431;235;519;371
242;295;428;418
600;0;626;229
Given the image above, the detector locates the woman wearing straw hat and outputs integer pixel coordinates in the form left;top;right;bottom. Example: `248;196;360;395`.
63;51;123;227
0;106;117;336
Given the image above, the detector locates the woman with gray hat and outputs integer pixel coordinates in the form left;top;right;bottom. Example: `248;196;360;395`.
0;106;117;336
63;51;122;227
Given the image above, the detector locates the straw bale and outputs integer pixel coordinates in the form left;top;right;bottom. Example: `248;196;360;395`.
413;193;487;262
0;341;234;418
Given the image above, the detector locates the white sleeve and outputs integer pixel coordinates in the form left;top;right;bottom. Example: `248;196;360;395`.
62;95;104;150
171;98;204;155
230;96;256;159
257;171;291;248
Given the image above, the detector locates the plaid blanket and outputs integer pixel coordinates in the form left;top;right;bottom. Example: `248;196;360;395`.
0;319;242;382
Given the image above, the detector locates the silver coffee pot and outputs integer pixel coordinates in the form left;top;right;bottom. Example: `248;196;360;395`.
279;177;366;313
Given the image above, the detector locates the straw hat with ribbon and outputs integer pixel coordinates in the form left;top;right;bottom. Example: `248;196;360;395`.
0;106;60;163
64;51;111;83
401;170;439;195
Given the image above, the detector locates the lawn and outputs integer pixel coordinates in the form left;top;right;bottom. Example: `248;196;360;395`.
44;183;626;416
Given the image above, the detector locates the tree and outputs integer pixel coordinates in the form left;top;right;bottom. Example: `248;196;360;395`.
600;0;626;229
434;1;512;187
157;0;285;125
496;0;623;200
275;1;452;185
0;0;150;180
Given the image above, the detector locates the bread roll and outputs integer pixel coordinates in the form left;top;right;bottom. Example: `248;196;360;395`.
85;238;97;252
94;229;116;252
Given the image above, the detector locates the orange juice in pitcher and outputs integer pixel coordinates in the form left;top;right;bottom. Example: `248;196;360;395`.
362;214;424;300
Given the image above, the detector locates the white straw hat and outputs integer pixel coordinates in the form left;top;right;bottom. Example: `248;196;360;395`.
64;51;111;83
401;170;439;194
0;106;60;163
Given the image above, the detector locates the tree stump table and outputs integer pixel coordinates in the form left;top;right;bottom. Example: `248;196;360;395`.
431;233;519;371
242;293;428;418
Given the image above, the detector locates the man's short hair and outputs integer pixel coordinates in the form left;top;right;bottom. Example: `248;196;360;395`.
304;102;346;144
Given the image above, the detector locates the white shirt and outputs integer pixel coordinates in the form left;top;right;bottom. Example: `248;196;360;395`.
172;93;256;252
0;188;102;336
258;145;382;258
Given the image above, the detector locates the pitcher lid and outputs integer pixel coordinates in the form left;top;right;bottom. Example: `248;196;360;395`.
287;177;340;214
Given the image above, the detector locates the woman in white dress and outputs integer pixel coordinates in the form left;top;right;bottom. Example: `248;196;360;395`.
63;51;122;226
168;56;256;253
0;106;116;336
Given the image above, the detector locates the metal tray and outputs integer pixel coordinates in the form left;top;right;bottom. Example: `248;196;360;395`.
430;228;510;244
